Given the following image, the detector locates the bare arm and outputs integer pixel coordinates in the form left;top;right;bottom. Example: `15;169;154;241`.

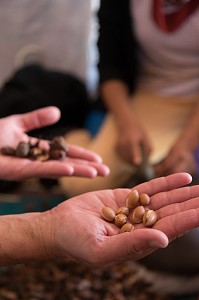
1;173;199;267
101;80;152;165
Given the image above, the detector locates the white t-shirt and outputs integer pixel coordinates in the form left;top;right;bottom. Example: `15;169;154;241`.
130;0;199;96
0;0;91;86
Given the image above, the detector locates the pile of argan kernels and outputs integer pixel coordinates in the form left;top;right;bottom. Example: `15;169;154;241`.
101;190;158;234
0;136;68;161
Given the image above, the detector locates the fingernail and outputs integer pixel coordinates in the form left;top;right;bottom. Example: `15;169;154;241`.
149;241;165;248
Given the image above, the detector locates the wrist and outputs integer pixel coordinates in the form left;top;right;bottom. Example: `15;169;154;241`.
0;211;55;266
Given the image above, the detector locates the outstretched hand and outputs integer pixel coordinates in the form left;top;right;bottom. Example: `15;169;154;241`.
46;172;199;267
0;106;110;180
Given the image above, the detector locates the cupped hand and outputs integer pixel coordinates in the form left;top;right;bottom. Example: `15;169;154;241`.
0;107;110;180
48;172;199;267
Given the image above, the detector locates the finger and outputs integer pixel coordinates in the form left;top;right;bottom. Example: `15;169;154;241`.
133;172;192;196
155;194;199;223
131;143;142;165
71;163;110;177
154;208;199;242
1;159;75;180
19;106;61;132
67;144;104;163
100;229;168;263
151;184;199;210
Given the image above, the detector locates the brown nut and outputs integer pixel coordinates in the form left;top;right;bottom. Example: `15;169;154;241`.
131;205;145;224
101;206;116;222
114;213;128;228
15;141;30;157
0;146;16;156
143;210;158;227
119;223;134;234
126;190;139;208
49;149;66;160
116;206;129;216
50;136;68;152
139;193;150;206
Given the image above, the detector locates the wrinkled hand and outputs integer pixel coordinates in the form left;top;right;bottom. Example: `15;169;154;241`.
0;107;110;180
155;146;197;177
46;172;199;267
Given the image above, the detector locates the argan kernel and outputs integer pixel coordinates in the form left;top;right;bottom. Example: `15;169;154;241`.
114;213;128;228
126;190;139;208
101;206;116;222
139;193;150;206
116;206;129;216
131;206;146;224
143;210;158;227
119;223;134;234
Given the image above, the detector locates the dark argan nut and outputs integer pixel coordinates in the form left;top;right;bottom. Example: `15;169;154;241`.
49;149;66;160
114;213;128;228
131;206;145;224
139;193;150;206
116;206;129;216
50;136;68;152
143;210;158;227
126;190;139;208
101;206;116;222
0;146;16;156
119;223;134;234
15;141;30;157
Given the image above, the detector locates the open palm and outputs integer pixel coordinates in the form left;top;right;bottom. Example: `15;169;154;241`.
50;172;199;267
0;107;109;180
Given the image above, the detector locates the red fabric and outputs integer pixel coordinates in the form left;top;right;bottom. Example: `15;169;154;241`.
153;0;199;32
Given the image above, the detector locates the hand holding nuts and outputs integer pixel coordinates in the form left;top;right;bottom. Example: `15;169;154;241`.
101;190;158;234
0;136;68;162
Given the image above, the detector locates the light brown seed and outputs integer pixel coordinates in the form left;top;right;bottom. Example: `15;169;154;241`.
101;206;116;222
29;147;45;158
116;206;129;216
119;223;134;234
143;210;158;227
126;190;139;208
131;206;146;224
114;213;128;228
139;193;150;206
